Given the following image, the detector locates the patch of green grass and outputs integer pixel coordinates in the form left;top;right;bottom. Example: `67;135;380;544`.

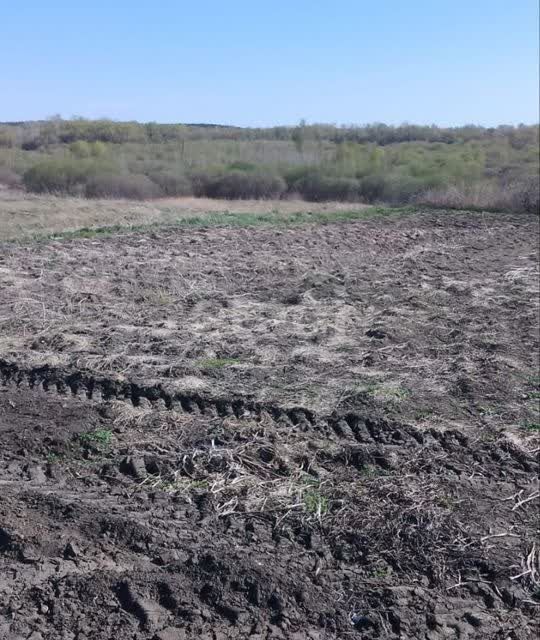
79;429;113;447
526;375;540;387
358;382;410;402
140;288;175;305
414;408;434;420
301;473;321;488
370;565;392;579
303;489;329;517
197;357;241;369
436;495;458;509
46;452;63;464
335;344;355;353
381;386;410;401
13;206;412;244
189;479;210;490
521;421;540;433
358;464;386;478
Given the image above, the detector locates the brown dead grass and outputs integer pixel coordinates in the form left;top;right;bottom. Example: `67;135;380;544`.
0;207;538;435
0;189;368;241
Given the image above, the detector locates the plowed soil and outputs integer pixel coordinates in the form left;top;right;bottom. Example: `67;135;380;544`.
0;209;539;639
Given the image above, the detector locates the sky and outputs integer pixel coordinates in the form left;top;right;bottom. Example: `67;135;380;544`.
1;0;539;127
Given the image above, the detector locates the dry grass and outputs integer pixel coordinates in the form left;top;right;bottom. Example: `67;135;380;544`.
0;209;538;431
0;189;368;241
416;181;539;214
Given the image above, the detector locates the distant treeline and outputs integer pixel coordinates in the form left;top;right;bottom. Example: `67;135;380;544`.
0;119;538;213
0;118;538;148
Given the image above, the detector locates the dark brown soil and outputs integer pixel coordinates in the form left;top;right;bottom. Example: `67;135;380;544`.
0;381;538;640
0;210;539;639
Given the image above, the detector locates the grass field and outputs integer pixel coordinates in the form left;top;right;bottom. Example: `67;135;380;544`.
0;194;538;639
0;188;371;241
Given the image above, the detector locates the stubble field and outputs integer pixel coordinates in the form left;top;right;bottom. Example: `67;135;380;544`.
0;202;538;639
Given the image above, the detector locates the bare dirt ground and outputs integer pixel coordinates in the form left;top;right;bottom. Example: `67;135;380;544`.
0;208;539;639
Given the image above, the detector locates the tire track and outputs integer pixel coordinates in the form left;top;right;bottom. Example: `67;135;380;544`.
0;358;536;471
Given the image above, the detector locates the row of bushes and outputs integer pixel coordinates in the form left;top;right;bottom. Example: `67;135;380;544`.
18;160;441;203
286;171;446;203
17;159;283;200
2;158;537;213
20;160;165;199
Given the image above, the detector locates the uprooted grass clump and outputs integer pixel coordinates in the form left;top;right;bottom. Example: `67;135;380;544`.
78;428;113;447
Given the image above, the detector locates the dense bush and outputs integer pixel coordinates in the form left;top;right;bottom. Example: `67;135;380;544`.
69;140;107;158
23;159;97;194
293;172;362;201
201;171;286;199
85;173;162;199
358;174;386;202
226;161;259;172
379;175;445;204
290;173;442;203
148;171;193;196
0;167;22;188
283;165;314;189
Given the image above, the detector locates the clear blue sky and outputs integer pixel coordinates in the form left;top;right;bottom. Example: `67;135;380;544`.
2;0;538;127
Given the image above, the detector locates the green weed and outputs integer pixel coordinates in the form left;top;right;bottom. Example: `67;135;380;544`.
359;382;410;402
79;429;113;447
370;565;392;579
521;421;540;433
303;489;329;517
18;206;409;244
358;464;385;478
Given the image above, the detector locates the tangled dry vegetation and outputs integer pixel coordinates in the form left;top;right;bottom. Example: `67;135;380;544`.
0;205;538;639
0;188;365;242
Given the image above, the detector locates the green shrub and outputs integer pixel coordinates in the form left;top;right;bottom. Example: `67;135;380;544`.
69;141;92;158
85;173;162;199
293;172;363;201
283;165;316;190
202;171;286;199
379;175;445;204
90;141;107;157
188;168;221;197
23;159;97;194
148;171;193;196
227;161;258;172
358;174;387;202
